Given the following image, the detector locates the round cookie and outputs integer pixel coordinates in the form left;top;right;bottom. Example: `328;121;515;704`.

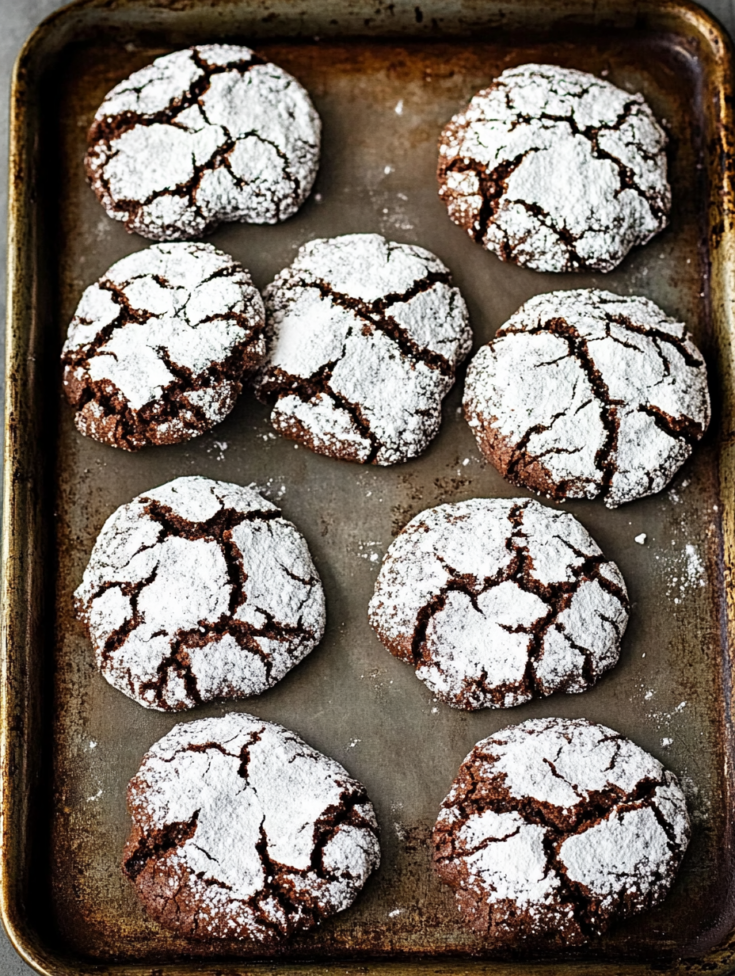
463;289;710;508
433;717;690;945
123;712;380;941
256;233;472;465
62;242;266;451
437;63;670;272
74;476;325;711
368;498;628;710
86;44;321;240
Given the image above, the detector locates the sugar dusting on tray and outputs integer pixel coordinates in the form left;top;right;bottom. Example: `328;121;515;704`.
655;542;707;603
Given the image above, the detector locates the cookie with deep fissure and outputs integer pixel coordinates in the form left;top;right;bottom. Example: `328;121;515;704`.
124;713;380;941
433;717;690;946
62;242;266;451
256;233;472;465
438;63;670;272
74;476;326;711
368;498;628;709
86;44;321;240
463;289;710;507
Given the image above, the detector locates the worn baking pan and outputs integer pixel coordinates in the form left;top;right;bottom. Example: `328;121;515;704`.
4;0;735;973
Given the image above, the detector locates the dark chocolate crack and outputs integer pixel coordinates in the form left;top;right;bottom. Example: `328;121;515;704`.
261;358;380;464
603;309;704;370
124;810;200;880
94;128;301;235
125;732;379;942
259;262;463;463
395;500;627;708
81;496;321;712
441;153;528;247
437;75;668;271
434;728;688;943
306;272;454;376
62;264;265;451
86;47;312;238
498;317;620;500
486;310;707;502
89;49;265;147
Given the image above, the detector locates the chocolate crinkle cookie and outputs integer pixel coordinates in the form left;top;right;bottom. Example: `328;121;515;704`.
74;476;325;711
464;289;710;507
86;44;321;240
368;498;627;710
62;242;266;451
123;713;380;941
433;717;690;946
255;233;472;465
437;64;670;272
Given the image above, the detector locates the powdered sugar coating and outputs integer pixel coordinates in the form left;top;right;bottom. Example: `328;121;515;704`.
74;476;325;711
433;717;690;945
123;712;380;941
463;289;710;507
438;63;669;272
368;498;627;710
62;242;266;451
256;234;472;465
86;45;321;240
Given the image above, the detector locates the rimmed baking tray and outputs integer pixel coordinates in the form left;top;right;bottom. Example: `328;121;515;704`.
4;0;735;973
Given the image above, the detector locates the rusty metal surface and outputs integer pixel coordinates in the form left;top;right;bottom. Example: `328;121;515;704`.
4;1;735;974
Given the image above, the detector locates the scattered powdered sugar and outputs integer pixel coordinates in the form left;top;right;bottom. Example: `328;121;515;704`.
357;539;383;564
124;713;380;941
660;542;707;603
668;477;690;504
684;544;706;587
647;699;688;728
678;773;712;827
86;45;321;240
256;233;472;465
433;717;690;943
257;476;290;502
438;63;669;272
62;242;265;451
207;440;229;461
74;476;325;711
464;289;710;508
369;498;628;709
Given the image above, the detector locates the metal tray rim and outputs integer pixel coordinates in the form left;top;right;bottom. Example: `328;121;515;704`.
3;0;735;973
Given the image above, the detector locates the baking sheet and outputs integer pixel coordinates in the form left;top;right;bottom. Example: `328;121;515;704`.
4;1;735;973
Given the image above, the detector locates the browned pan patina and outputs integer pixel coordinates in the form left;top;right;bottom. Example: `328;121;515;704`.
4;1;735;974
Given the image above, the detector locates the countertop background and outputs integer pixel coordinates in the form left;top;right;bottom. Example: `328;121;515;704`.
2;0;735;973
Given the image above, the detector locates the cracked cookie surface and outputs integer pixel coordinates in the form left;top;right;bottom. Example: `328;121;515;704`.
86;44;321;240
255;233;472;465
368;498;628;710
74;476;325;711
463;289;710;508
62;242;266;451
433;717;690;945
123;712;380;941
437;63;670;272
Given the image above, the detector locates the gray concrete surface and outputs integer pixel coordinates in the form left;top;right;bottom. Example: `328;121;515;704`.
2;0;735;972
